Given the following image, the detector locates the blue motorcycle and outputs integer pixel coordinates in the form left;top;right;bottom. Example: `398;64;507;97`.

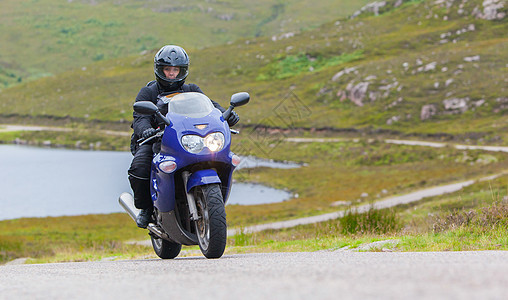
119;91;249;259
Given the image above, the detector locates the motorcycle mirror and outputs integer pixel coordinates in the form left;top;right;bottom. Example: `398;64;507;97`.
133;101;158;115
230;92;250;107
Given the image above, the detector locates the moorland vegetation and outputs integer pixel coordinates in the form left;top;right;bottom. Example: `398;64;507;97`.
0;0;507;263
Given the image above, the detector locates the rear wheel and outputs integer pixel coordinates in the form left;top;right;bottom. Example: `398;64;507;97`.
151;235;182;259
194;184;227;259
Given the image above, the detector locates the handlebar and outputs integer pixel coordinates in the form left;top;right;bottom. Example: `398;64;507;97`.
137;129;163;145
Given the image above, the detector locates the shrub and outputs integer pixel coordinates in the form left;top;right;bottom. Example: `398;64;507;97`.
432;201;508;233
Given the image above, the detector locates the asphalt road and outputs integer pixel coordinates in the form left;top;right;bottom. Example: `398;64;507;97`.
1;251;507;300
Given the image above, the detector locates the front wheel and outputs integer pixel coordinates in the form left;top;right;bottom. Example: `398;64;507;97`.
194;184;227;259
151;235;182;259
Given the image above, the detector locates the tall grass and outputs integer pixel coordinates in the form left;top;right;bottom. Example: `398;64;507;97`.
340;206;400;235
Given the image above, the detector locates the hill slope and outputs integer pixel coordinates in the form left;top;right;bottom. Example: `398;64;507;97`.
0;0;370;88
0;0;507;143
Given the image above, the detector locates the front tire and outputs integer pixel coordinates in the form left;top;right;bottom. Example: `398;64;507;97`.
194;184;227;259
151;235;182;259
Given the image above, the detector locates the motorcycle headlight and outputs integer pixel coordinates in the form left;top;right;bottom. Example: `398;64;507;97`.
204;132;225;152
181;132;225;153
181;135;204;154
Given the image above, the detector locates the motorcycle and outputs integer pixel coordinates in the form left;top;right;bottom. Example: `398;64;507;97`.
119;91;249;259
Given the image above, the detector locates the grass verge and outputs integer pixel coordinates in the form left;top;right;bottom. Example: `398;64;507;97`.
1;178;506;264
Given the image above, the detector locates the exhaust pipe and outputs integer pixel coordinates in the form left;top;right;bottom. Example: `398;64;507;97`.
118;192;140;221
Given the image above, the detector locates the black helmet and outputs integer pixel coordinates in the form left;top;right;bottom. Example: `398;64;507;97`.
154;45;189;91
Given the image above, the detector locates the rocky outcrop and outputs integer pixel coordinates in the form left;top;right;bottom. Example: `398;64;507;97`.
443;97;470;114
331;67;358;81
421;104;438;121
464;55;480;62
346;82;370;106
351;1;387;18
472;0;506;20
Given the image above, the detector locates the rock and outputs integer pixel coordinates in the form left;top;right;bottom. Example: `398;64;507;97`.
440;32;451;39
356;239;400;251
421;104;437;120
416;62;437;72
386;97;403;109
347;82;369;106
443;97;470;113
364;1;387;15
464;55;480;62
351;1;387;18
473;99;486;107
330;200;352;207
394;0;403;7
337;90;347;101
272;32;296;41
317;87;331;96
386;115;400;125
331;67;357;81
217;13;234;21
473;0;506;20
445;78;454;87
369;91;380;102
434;0;455;9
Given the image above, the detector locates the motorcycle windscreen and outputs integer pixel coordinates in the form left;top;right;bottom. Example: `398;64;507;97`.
167;92;215;118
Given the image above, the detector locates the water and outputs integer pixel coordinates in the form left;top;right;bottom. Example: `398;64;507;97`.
0;145;296;220
236;156;302;169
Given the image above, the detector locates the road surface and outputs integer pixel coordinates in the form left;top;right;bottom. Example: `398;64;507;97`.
1;251;507;300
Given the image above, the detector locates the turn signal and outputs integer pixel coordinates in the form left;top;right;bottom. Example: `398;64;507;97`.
158;161;177;173
232;154;241;167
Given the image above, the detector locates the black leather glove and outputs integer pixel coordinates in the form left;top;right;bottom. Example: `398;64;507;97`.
141;128;158;139
227;111;240;127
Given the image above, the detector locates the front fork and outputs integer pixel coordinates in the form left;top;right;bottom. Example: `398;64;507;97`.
182;171;199;221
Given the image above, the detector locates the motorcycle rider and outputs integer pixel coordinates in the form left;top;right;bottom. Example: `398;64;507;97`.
128;45;240;228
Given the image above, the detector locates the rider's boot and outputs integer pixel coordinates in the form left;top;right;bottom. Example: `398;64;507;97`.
129;175;154;228
136;207;153;229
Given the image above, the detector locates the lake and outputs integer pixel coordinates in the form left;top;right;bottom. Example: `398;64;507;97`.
0;145;296;220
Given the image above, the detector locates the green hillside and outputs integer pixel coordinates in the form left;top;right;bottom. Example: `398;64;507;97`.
0;0;507;143
0;0;370;88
